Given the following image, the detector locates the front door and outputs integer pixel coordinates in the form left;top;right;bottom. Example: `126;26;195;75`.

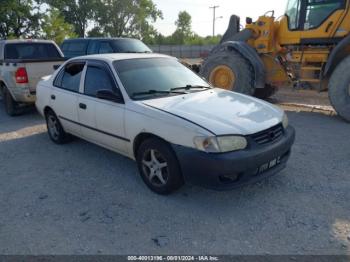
78;61;127;154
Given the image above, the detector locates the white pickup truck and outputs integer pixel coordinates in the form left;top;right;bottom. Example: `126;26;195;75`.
0;39;65;116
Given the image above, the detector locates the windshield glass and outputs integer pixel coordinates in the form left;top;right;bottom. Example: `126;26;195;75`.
285;0;301;30
113;58;210;100
112;39;152;53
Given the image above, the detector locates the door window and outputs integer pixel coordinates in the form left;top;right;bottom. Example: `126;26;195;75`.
286;0;301;30
54;62;85;93
84;65;116;97
305;0;345;29
99;42;114;54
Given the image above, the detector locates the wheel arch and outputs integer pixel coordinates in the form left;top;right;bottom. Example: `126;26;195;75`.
210;41;266;89
324;34;350;77
0;80;7;94
133;132;170;159
43;106;55;116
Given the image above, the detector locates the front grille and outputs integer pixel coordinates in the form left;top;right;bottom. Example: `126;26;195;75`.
251;124;284;145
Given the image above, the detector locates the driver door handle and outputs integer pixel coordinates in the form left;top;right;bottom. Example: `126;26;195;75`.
79;103;87;110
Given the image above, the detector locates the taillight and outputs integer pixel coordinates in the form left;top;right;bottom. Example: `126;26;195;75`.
15;67;28;84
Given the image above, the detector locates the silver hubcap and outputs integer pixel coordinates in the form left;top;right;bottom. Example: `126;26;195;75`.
47;115;59;140
142;149;168;186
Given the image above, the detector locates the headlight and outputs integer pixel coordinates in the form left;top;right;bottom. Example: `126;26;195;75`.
194;135;247;153
282;113;289;129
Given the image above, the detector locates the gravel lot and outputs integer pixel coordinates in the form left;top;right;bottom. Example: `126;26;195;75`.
0;98;349;255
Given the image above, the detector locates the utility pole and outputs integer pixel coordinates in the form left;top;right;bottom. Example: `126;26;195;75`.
209;5;220;37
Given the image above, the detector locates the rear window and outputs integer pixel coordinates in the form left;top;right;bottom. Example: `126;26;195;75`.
4;43;62;60
112;39;152;53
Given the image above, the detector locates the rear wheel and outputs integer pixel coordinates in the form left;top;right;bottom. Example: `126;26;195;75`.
3;87;20;116
136;138;184;195
200;49;255;95
328;56;350;122
45;110;71;144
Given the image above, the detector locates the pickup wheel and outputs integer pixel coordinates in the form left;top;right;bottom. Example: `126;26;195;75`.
3;88;20;116
136;138;184;195
45;110;71;144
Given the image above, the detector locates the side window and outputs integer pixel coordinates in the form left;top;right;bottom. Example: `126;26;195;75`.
286;0;301;30
54;62;85;92
84;65;116;97
99;42;114;54
305;0;345;29
87;41;98;54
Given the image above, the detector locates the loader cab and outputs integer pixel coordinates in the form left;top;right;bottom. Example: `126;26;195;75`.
279;0;349;44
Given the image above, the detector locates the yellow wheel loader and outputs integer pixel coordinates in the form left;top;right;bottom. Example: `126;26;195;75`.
200;0;350;122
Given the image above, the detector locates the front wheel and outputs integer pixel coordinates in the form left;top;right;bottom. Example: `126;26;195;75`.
200;49;255;95
328;56;350;122
136;138;184;195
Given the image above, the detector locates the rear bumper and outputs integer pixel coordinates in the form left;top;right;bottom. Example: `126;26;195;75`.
172;126;295;190
9;87;36;103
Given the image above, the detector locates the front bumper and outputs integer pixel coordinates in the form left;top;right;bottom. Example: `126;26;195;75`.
172;126;296;190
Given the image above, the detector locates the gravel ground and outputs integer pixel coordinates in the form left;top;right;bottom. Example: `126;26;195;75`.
0;99;349;255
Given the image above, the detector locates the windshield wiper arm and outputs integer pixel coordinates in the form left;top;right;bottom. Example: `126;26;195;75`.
171;85;211;91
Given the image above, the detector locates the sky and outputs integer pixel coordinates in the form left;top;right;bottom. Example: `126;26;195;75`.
152;0;288;36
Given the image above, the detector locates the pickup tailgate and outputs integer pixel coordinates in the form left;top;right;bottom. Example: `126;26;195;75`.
25;61;63;92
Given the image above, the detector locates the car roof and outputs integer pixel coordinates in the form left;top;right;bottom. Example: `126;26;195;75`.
62;37;140;42
0;39;55;44
72;53;174;62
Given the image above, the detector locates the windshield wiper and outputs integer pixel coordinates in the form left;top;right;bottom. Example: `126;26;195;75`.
131;89;186;99
171;85;211;92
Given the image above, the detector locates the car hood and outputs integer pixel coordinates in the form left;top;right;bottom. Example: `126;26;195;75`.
142;88;284;136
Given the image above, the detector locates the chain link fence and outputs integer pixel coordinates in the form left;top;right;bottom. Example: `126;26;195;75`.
149;45;215;59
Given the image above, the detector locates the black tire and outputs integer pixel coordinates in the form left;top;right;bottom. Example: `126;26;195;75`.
136;138;184;195
328;56;350;122
3;87;20;116
200;49;255;95
254;84;277;100
45;109;71;144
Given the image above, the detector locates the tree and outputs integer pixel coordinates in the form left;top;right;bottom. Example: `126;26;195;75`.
175;11;192;37
93;0;163;39
41;9;77;44
171;11;193;44
43;0;95;37
0;0;41;39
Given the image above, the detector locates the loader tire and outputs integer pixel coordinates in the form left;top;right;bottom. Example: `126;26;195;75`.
328;56;350;122
200;50;255;95
254;84;277;100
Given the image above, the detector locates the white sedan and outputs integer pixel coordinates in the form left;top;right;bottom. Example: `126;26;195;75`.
36;54;295;194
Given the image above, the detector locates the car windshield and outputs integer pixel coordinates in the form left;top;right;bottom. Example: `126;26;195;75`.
112;39;152;53
113;58;211;100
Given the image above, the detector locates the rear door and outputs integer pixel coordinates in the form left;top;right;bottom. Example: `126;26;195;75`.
50;61;85;135
78;60;127;153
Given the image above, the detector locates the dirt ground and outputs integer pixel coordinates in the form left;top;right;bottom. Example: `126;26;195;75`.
0;91;349;255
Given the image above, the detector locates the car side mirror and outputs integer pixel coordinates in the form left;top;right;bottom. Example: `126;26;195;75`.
96;89;123;103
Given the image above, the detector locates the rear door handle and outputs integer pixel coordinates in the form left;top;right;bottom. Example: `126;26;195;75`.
51;95;56;100
79;103;87;110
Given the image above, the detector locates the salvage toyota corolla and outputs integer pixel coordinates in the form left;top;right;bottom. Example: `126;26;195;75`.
36;53;295;194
